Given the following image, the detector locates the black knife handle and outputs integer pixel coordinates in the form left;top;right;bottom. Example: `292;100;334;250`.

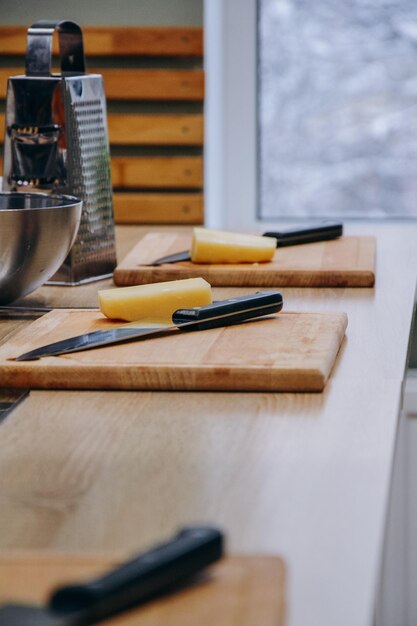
263;221;343;247
172;291;283;331
49;526;223;617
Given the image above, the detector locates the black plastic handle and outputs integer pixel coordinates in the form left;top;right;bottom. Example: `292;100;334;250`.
263;221;343;247
49;526;223;619
26;19;86;77
172;291;283;331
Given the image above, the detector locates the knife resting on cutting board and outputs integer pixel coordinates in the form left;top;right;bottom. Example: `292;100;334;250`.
0;526;223;625
13;291;283;361
149;221;343;265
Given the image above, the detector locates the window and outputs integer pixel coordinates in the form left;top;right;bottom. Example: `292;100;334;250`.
205;0;417;227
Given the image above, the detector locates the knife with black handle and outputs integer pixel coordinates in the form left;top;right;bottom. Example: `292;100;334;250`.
13;291;283;361
148;221;343;265
263;220;343;247
0;526;223;626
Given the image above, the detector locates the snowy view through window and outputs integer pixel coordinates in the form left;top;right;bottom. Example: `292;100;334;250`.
258;0;417;218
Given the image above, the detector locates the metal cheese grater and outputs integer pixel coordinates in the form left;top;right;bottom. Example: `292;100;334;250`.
2;20;117;284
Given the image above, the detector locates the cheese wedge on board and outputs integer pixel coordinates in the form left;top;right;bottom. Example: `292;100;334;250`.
191;228;276;264
99;277;212;322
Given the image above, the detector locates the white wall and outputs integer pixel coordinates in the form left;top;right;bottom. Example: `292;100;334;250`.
204;0;257;229
377;371;417;626
0;0;202;26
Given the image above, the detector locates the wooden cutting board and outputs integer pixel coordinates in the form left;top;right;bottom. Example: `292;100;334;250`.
113;232;375;287
0;309;347;392
0;554;286;626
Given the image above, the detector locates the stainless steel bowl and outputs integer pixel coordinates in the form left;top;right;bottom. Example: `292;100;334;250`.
0;192;82;304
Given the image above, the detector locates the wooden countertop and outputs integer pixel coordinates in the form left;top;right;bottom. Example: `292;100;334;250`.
0;222;416;626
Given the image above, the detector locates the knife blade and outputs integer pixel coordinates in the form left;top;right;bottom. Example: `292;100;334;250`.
148;250;192;265
13;291;283;361
0;306;97;317
0;526;223;626
147;221;343;265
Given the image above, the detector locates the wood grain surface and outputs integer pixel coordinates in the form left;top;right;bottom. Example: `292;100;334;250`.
0;24;205;226
0;310;347;392
0;223;416;626
108;114;203;146
113;233;375;287
0;26;204;57
0;68;204;101
113;193;204;225
0;554;284;626
100;68;204;102
0;114;204;148
111;157;203;189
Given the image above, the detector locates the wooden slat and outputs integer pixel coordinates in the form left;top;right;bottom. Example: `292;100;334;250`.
0;113;204;146
0;156;203;189
0;25;205;224
0;156;202;188
111;156;202;188
102;68;204;101
0;68;204;101
108;114;203;146
0;69;12;98
0;26;203;57
113;192;203;224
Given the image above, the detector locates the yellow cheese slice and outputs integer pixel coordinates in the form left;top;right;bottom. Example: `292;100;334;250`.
99;277;212;323
190;228;276;264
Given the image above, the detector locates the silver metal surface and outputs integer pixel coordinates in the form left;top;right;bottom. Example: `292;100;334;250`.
0;305;96;315
25;20;85;77
15;323;178;361
0;389;30;423
2;20;117;284
14;298;283;361
148;249;191;265
0;605;68;626
0;192;81;305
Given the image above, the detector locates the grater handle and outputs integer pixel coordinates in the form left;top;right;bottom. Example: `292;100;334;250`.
26;20;86;77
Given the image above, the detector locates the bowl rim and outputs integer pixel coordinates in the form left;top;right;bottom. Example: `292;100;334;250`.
0;191;82;211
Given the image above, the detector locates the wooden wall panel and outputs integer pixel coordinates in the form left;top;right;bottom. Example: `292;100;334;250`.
0;114;204;146
0;68;204;101
0;26;203;57
111;157;203;188
0;157;203;191
0;26;204;224
108;114;203;146
101;68;204;102
113;192;203;224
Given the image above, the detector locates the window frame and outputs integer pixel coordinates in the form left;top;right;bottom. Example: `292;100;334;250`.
204;0;260;230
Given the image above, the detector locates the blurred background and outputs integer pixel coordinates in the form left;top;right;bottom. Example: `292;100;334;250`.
0;0;203;26
0;0;205;226
259;0;417;219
